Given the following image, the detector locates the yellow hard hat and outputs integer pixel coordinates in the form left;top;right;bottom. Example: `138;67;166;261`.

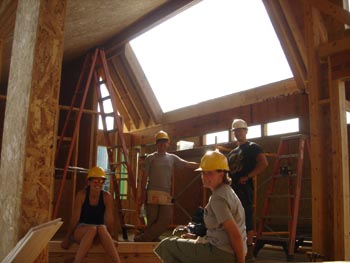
195;149;229;172
155;130;170;143
231;119;248;131
87;166;106;179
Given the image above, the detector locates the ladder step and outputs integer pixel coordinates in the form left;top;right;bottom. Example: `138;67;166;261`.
124;224;136;229
107;128;119;133
280;134;308;141
279;154;299;159
261;215;292;220
273;173;297;179
57;136;72;142
121;209;136;212
257;235;289;243
267;194;295;198
110;161;127;166
107;145;122;150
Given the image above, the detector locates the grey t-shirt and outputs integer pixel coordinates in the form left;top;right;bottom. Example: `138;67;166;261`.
143;152;187;193
204;184;247;254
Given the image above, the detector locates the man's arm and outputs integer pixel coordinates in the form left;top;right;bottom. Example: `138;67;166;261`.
248;153;268;178
240;153;268;184
184;161;199;170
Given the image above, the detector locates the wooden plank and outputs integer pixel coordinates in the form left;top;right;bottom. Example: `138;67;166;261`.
0;38;2;84
110;59;141;129
329;79;350;260
123;44;162;124
319;36;350;57
116;53;152;127
303;1;332;259
2;219;63;263
162;78;299;124
48;241;162;263
263;0;306;90
309;0;350;26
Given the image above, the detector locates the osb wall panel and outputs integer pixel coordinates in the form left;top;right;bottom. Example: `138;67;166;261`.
0;0;67;260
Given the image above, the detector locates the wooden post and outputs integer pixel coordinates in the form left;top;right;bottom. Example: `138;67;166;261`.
329;79;350;260
0;39;3;84
0;0;67;262
304;1;334;259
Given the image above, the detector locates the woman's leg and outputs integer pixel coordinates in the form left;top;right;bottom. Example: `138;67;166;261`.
154;237;237;263
73;225;98;263
97;225;121;263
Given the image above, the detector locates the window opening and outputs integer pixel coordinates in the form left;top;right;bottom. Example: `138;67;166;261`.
204;131;229;145
265;118;299;136
177;140;194;150
97;81;114;130
97;146;128;199
97;146;110;192
246;124;262;139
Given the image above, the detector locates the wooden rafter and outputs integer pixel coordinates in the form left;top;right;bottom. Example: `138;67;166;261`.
319;36;350;57
124;44;163;124
308;0;350;26
263;0;307;90
110;59;141;129
117;54;152;127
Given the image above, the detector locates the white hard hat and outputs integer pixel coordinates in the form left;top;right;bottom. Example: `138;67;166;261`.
231;119;248;131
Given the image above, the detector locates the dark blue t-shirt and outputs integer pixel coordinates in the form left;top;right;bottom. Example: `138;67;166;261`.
227;141;263;189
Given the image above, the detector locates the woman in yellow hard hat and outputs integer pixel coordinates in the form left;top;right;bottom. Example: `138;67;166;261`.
154;150;247;263
61;166;121;263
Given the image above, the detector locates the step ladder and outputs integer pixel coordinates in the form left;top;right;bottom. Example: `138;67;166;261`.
53;48;137;240
254;134;311;260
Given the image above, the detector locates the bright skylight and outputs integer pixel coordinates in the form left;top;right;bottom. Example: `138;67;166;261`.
130;0;293;112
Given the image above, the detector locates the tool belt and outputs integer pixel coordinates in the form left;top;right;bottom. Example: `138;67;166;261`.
147;190;173;205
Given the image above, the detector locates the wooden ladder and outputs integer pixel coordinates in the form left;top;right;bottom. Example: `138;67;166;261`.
254;134;311;260
53;48;137;240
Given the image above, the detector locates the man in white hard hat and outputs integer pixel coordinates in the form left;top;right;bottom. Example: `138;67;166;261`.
227;119;268;263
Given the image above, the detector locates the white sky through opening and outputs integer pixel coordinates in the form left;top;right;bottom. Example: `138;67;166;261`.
130;0;293;113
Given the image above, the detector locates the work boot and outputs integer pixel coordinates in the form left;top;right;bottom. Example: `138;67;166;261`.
245;244;256;263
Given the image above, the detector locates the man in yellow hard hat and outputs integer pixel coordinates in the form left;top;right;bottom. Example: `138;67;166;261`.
135;130;199;242
228;119;268;263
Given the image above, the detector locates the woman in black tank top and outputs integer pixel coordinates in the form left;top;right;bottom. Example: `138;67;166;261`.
61;167;121;263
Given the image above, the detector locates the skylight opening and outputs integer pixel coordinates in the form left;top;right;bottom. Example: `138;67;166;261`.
130;0;293;113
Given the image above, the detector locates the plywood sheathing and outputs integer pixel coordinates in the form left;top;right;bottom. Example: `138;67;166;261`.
0;0;67;261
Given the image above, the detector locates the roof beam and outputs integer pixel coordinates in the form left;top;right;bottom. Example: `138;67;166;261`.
162;78;299;124
319;36;350;57
123;44;162;124
308;0;350;26
263;0;307;90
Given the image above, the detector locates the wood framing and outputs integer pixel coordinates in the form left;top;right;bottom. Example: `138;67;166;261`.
329;79;350;259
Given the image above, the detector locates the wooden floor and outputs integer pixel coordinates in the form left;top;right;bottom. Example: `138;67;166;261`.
49;231;348;263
